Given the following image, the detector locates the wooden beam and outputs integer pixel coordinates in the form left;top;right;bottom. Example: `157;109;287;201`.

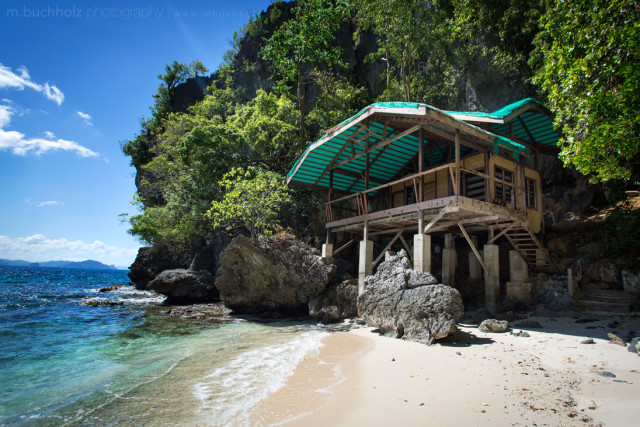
399;234;413;262
373;231;402;267
333;238;357;256
455;130;461;197
458;223;488;274
423;205;457;233
331;124;421;170
487;222;517;244
422;124;487;153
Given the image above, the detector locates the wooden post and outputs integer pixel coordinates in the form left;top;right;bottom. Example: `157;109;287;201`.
455;130;461;197
365;151;370;214
418;128;424;203
328;169;334;221
519;160;527;213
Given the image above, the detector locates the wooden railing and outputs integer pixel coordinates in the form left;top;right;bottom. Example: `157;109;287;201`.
325;162;527;222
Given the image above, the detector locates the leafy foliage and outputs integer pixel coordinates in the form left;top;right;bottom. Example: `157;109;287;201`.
594;200;640;261
261;0;348;134
207;167;292;240
532;0;640;181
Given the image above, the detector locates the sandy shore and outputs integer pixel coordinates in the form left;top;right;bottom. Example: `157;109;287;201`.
249;313;640;426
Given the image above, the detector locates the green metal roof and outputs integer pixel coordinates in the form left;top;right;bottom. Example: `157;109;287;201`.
446;98;561;150
287;101;536;193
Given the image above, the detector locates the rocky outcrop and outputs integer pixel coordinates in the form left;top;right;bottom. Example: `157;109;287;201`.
357;251;464;344
128;247;178;290
215;235;336;316
147;269;218;304
309;279;358;323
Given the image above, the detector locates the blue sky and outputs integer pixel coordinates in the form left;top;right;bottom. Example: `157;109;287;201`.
0;0;273;267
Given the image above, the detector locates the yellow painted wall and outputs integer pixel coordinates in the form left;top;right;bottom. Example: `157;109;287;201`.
489;153;542;233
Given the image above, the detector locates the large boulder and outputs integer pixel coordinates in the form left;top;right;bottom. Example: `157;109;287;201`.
147;269;218;304
357;251;464;344
128;247;177;290
309;279;358;323
215;235;336;316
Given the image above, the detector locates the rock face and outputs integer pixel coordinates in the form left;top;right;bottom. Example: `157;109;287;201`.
357;251;464;344
309;279;358;323
215;235;336;316
479;319;509;333
128;247;179;290
147;269;218;304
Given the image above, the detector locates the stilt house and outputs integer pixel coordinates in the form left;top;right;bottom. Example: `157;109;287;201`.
287;99;560;314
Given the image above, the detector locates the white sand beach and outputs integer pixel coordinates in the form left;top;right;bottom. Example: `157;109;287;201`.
249;313;640;426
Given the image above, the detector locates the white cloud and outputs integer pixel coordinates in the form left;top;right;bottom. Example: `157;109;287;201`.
0;128;99;157
76;111;93;126
0;64;64;105
0;103;12;127
0;234;140;266
25;199;64;207
0;102;99;158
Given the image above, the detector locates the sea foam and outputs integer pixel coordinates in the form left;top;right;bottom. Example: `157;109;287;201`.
193;329;328;426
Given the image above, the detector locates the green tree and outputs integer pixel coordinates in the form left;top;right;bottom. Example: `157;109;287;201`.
354;0;451;102
261;0;348;136
207;167;292;240
228;89;301;173
532;0;640;181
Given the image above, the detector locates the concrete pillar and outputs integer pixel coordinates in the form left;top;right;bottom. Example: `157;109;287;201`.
413;234;431;273
358;240;373;295
321;243;333;259
535;248;546;267
506;250;533;304
442;234;456;287
468;236;482;280
483;244;500;315
509;250;528;282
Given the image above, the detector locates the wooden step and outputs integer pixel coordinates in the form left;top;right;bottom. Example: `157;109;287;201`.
579;299;631;312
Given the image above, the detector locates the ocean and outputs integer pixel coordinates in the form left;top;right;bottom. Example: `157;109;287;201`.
0;266;328;426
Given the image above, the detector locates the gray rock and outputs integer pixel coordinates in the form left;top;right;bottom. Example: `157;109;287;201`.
628;337;640;353
309;279;358;323
622;270;640;295
147;269;218;304
581;338;595;344
128;247;179;290
478;319;509;333
357;251;463;345
585;259;623;284
215;235;335;316
511;330;530;337
598;371;616;378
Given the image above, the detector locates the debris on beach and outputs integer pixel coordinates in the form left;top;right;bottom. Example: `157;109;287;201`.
580;338;595;344
608;333;626;346
598;371;616;378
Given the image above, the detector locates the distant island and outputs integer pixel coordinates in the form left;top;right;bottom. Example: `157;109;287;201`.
0;259;125;270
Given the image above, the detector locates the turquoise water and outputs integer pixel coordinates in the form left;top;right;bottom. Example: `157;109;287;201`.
0;266;326;426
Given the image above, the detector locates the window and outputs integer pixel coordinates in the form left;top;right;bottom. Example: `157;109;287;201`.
525;177;537;209
494;166;513;204
464;168;485;200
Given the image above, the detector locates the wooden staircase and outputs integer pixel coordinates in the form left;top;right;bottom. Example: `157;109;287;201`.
503;226;557;271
